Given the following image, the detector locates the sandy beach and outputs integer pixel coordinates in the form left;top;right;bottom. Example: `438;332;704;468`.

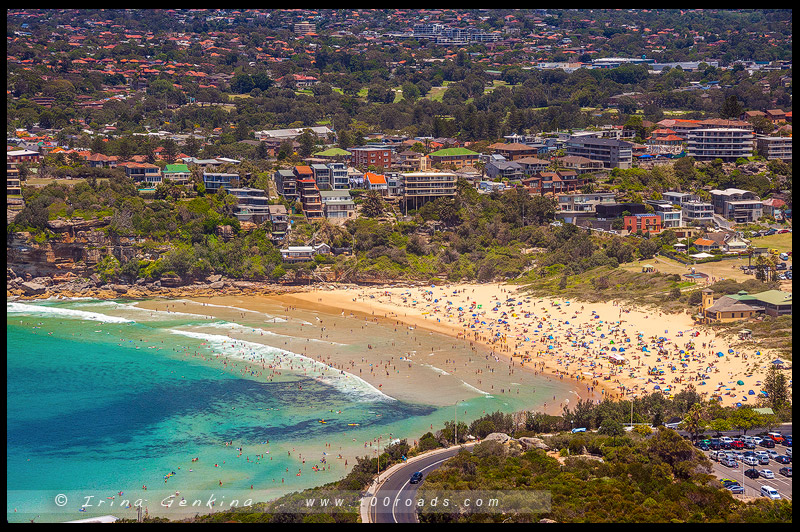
278;282;781;408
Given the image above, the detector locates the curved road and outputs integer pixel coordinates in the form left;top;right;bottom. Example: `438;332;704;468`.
368;443;477;523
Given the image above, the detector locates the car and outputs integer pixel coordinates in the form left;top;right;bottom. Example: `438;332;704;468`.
752;437;763;446
409;471;423;484
720;436;733;444
720;441;732;450
761;486;781;500
776;263;787;271
779;467;792;477
721;458;738;468
743;450;757;457
766;450;780;460
786;448;792;457
778;273;786;280
758;455;770;465
778;229;790;234
743;456;760;467
697;443;710;451
760;469;775;479
720;478;737;486
767;432;783;443
745;468;761;479
760;439;775;448
730;440;744;449
786;271;792;280
774;455;792;464
726;484;745;494
743;441;756;449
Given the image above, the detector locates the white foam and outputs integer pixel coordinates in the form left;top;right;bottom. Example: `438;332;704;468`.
420;363;450;376
168;328;394;403
7;302;135;323
203;321;347;346
461;381;491;396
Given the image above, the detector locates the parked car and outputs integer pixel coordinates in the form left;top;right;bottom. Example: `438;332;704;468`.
730;440;744;449
745;468;761;479
766;450;780;460
760;486;781;500
751;437;763;446
778;467;792;477
726;484;745;494
758;455;770;465
759;469;775;479
743;456;760;467
721;458;738;468
786;271;792;280
760;439;775;448
774;455;791;464
720;436;734;445
786;448;792;457
743;441;756;449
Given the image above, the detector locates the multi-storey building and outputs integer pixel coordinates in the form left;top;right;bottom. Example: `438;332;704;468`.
320;190;355;220
202;172;240;193
565;136;633;169
120;162;162;185
350;146;392;170
402;172;457;210
311;163;331;190
297;178;324;220
755;135;792;161
681;201;715;226
427;148;480;169
624;213;663;234
228;187;270;223
686;128;754;161
710;188;761;221
274;169;297;201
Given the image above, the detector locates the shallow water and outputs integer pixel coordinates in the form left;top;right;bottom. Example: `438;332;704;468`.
7;297;581;522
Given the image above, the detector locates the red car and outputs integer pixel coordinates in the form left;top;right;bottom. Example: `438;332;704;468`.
730;440;745;449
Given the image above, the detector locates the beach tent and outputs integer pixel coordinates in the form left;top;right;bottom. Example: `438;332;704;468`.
737;380;745;386
771;359;785;365
690;252;714;259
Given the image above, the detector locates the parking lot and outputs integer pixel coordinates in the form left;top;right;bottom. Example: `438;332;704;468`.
698;433;792;501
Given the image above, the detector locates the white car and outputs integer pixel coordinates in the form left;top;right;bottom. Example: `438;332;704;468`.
761;486;780;500
787;448;792;457
720;436;733;444
743;456;759;466
766;450;780;460
760;469;775;479
752;437;763;446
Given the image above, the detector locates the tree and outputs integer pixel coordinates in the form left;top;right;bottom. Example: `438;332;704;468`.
720;95;743;119
728;407;762;435
297;129;317;158
762;364;790;409
679;403;706;442
361;190;386;218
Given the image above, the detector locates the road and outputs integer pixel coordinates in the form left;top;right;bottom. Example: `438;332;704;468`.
368;443;477;523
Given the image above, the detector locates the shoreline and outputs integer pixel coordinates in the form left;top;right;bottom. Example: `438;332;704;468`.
9;279;783;409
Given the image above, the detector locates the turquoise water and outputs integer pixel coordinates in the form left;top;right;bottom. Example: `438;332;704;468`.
7;298;576;522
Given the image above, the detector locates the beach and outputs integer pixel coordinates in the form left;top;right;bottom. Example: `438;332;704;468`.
274;282;780;408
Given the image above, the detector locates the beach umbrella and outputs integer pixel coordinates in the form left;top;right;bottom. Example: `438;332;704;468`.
771;359;784;365
653;385;661;390
748;390;755;395
737;380;744;386
728;349;734;354
736;403;742;408
619;348;625;352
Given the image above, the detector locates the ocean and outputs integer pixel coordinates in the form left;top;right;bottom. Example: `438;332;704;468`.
7;296;579;522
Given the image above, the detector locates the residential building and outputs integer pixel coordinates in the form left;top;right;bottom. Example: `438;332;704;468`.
297;178;324;220
266;204;289;241
203;172;240;193
120;162;162;185
554;156;604;174
327;162;350;190
662;191;700;205
710;188;762;222
515;156;551;175
84;152;119;168
595;202;647;219
311;163;331;190
485;159;524;181
755;135;791;161
280;246;316;263
565;136;633;169
692;237;720;253
162;163;191;185
762;198;787;221
681;201;715;226
228;187;270;223
488;142;541;161
364;172;389;195
556;192;616;223
6;149;41;163
255;126;332;142
350;146;392;170
624;213;663;234
686;128;754;161
320;190;355;220
427;147;480;169
402;172;457;210
274;169;297;201
524;171;585;195
646;201;683;229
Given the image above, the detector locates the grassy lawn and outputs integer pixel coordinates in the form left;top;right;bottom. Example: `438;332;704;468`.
749;233;793;253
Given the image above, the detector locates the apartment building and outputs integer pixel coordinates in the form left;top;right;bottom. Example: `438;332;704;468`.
310;163;331;190
755;135;792;161
554;156;605;174
427;147;480;169
565;136;633;169
556;192;616;223
686;128;754;161
402;172;457;210
646;201;683;229
350;146;392;170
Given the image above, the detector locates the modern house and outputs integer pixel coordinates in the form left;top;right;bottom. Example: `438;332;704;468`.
624;213;663;234
755;135;791;161
119;162;162;185
228;187;270;223
402;172;457;210
274;169;298;201
320;190;355;220
297;178;324;220
485;159;524;181
681;201;715;226
202;172;240;193
266;204;289;241
364;172;389;195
